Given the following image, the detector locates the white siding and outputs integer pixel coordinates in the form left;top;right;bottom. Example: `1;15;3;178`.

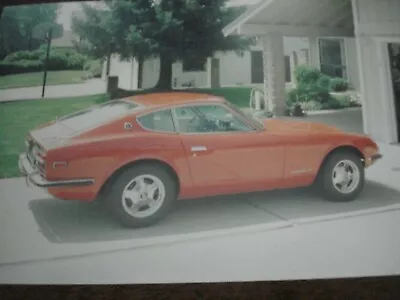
216;51;251;86
344;38;360;91
141;58;159;89
108;54;138;90
138;37;309;89
354;0;400;143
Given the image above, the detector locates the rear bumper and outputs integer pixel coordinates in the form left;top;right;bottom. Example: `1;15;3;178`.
18;153;95;188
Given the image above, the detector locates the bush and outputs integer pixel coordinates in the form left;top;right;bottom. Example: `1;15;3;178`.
3;50;42;62
0;60;43;75
317;74;331;89
321;97;343;110
299;100;323;111
2;48;88;75
287;85;332;107
294;66;323;87
84;59;102;78
336;95;361;108
330;77;349;92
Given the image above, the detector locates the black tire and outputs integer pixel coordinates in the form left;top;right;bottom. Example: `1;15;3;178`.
316;151;365;202
105;164;177;228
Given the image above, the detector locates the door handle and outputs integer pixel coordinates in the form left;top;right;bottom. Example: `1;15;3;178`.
191;146;207;152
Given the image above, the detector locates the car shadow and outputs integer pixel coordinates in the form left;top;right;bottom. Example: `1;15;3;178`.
28;181;400;244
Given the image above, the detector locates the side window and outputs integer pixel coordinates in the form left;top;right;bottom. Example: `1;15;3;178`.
175;104;254;133
137;109;175;132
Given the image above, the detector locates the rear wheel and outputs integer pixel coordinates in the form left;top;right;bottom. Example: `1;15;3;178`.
105;164;177;228
316;151;365;202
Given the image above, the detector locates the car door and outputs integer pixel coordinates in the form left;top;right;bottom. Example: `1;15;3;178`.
173;103;285;197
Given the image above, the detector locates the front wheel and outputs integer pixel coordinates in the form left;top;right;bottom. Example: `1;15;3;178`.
106;164;177;228
316;151;365;202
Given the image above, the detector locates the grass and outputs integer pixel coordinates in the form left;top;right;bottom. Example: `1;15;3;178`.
0;94;109;179
0;70;86;89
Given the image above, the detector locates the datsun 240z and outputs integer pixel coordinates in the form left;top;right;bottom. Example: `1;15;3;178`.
19;92;382;228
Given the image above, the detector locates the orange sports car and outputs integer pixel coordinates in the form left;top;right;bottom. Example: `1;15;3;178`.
19;92;382;228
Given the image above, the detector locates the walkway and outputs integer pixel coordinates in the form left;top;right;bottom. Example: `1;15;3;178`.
0;79;107;102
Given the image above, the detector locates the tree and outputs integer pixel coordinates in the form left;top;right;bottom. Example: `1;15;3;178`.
71;3;116;77
74;0;252;90
0;3;59;58
108;0;252;90
16;3;60;50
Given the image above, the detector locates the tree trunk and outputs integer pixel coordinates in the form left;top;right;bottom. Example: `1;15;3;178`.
106;52;111;76
154;54;173;91
137;56;143;89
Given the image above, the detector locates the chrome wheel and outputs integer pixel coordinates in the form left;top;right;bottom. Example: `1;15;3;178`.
121;174;166;218
332;159;361;194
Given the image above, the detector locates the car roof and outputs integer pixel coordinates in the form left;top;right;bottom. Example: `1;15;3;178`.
124;92;226;108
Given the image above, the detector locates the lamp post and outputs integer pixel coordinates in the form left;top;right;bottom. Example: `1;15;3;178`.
32;22;63;98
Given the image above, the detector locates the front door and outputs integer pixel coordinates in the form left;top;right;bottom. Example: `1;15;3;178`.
173;103;285;197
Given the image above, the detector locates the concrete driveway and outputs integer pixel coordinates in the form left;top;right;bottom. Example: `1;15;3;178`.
0;79;106;102
0;151;399;268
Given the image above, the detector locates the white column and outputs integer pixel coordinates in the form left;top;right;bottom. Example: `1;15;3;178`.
206;57;212;88
130;56;139;90
352;0;369;135
308;36;320;69
290;51;298;84
262;32;286;116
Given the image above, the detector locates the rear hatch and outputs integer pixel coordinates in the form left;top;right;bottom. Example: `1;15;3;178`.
29;100;142;149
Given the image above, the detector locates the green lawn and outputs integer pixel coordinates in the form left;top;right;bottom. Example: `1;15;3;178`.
0;70;86;89
0;94;109;179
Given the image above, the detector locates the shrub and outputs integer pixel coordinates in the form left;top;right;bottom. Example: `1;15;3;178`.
41;53;69;70
330;77;349;92
287;85;332;107
84;59;102;78
2;48;89;75
321;97;343;110
317;74;331;89
66;53;88;70
0;60;43;75
294;66;322;87
3;50;42;62
300;100;323;111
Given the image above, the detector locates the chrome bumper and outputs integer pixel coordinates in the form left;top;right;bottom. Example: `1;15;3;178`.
18;153;95;188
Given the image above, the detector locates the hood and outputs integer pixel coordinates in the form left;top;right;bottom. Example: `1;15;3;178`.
263;118;343;134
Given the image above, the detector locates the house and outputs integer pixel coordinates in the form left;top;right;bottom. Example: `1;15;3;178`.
222;0;400;145
104;4;360;92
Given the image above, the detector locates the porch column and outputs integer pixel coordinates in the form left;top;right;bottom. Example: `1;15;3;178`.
308;36;320;68
130;57;139;90
206;57;220;88
262;32;286;116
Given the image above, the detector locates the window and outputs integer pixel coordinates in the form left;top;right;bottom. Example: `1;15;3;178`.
319;38;347;79
174;104;254;133
182;57;207;72
58;100;139;132
137;109;175;132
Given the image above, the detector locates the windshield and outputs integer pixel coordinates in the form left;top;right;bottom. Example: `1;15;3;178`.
58;100;140;131
225;101;265;130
